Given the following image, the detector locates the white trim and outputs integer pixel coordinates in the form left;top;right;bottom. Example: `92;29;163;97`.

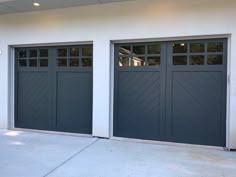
109;41;115;137
8;46;15;129
226;36;232;148
111;137;224;151
12;128;93;138
8;41;94;132
10;41;93;48
111;34;231;43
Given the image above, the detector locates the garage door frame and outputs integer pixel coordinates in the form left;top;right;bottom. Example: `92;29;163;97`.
14;44;93;134
113;38;228;146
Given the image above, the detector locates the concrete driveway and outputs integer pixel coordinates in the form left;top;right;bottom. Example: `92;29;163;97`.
0;130;235;177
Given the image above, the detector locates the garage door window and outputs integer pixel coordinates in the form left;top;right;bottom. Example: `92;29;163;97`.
207;42;223;65
172;41;224;65
147;56;160;66
29;49;37;67
82;47;93;67
208;55;223;65
173;43;187;53
190;55;204;65
57;47;93;67
18;49;27;67
173;56;187;65
17;48;48;67
39;49;48;67
118;44;161;67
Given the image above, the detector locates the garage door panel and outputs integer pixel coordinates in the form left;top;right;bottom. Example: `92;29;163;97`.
172;72;223;112
16;72;51;130
15;45;93;134
115;71;162;140
56;72;92;134
170;72;222;137
166;71;225;146
114;39;227;146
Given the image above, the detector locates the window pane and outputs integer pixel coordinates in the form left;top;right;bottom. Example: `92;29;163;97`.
40;49;48;57
190;43;205;53
29;59;37;67
207;55;223;65
19;60;27;67
82;48;92;56
147;56;160;66
173;56;187;65
40;59;48;67
70;48;79;57
173;43;187;53
132;56;145;66
119;56;130;67
57;48;67;57
57;58;67;67
148;45;160;54
29;49;37;58
190;55;204;65
70;58;79;67
119;46;131;55
82;58;92;67
133;46;145;55
208;42;223;52
19;49;27;58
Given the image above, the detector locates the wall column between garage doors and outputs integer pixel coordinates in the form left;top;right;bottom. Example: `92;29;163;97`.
92;39;111;138
0;43;9;129
228;35;236;149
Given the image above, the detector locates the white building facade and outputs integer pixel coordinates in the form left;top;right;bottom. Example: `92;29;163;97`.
0;0;235;149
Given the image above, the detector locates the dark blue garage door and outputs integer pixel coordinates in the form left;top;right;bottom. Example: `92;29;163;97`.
114;39;227;146
15;45;93;134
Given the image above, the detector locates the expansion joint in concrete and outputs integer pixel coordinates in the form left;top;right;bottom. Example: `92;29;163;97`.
43;138;99;177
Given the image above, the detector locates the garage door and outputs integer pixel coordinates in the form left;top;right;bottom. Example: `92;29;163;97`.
114;39;227;146
15;45;93;134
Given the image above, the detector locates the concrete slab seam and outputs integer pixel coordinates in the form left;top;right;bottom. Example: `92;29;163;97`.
43;138;99;177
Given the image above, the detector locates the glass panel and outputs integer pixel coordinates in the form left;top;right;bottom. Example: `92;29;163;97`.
190;55;204;65
82;58;92;67
29;49;37;58
82;47;92;56
57;48;67;57
207;55;223;65
173;43;187;53
132;56;145;66
119;46;131;55
19;60;27;67
133;46;145;55
190;43;205;53
57;58;67;67
148;45;160;54
70;48;79;57
19;49;27;58
208;42;223;52
147;56;160;66
29;59;37;67
119;56;130;67
40;49;48;57
173;56;187;65
40;59;48;67
70;58;79;67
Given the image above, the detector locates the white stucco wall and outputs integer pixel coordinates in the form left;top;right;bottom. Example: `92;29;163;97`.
0;0;235;148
